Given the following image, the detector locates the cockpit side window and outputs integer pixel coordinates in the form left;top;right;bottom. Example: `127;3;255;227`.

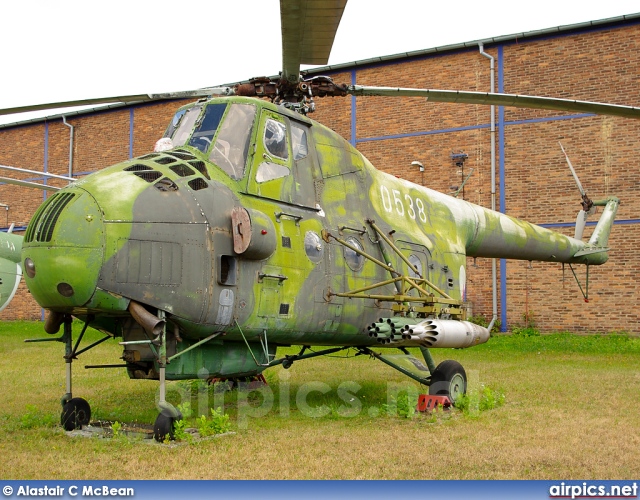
264;119;289;160
209;104;257;180
187;103;227;153
256;163;290;183
291;122;308;160
169;106;201;147
164;109;186;139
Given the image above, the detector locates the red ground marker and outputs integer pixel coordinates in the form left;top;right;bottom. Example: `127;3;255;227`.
417;394;451;412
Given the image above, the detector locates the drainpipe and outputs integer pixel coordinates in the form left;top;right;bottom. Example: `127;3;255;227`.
61;116;74;182
479;42;498;333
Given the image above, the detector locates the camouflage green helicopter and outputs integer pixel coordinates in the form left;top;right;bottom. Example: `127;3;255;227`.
0;227;22;314
2;0;639;441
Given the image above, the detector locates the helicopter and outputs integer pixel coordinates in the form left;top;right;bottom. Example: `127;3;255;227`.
1;0;639;441
0;225;22;314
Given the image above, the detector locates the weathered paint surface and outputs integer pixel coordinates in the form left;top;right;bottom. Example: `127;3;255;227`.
15;96;619;379
0;231;22;312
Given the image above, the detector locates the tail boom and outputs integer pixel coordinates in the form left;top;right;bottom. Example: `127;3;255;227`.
463;197;619;266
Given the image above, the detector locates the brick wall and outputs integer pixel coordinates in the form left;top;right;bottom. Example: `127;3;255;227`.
0;101;189;320
1;20;638;333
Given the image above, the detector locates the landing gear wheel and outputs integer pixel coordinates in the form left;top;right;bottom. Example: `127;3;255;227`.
153;413;176;442
61;397;91;431
428;360;467;405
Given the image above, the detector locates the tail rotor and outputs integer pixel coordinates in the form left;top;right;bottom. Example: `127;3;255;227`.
559;142;595;240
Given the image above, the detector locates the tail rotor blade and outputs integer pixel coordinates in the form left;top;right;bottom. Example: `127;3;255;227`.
575;210;587;240
559;142;595;217
559;142;585;197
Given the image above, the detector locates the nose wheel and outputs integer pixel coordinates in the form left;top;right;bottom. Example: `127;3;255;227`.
26;314;106;431
29;314;98;431
61;397;91;431
59;317;93;430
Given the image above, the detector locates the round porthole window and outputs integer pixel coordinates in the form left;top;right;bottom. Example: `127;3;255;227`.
343;237;365;271
304;231;324;263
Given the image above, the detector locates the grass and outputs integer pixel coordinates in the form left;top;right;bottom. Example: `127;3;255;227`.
0;321;639;479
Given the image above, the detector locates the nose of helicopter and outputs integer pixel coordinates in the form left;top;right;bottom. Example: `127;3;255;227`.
22;188;104;311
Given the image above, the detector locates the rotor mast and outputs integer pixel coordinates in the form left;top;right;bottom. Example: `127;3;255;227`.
279;0;347;102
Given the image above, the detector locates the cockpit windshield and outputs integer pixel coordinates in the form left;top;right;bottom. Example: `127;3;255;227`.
163;101;257;181
187;104;227;152
164;103;227;153
167;106;201;147
209;104;256;180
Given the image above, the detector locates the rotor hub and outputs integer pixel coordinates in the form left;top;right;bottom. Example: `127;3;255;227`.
234;75;348;114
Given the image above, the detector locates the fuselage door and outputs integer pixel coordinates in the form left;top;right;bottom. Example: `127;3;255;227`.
247;110;317;208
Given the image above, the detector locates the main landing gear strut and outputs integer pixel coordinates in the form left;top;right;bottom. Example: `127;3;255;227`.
357;345;467;404
27;311;182;440
150;311;182;442
28;314;466;439
118;307;183;442
271;344;467;404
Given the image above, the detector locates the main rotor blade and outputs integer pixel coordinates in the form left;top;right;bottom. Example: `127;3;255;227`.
0;88;234;117
0;177;61;191
347;86;640;120
0;164;74;182
280;0;347;84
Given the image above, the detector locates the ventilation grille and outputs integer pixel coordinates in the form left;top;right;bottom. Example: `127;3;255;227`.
134;171;162;183
188;178;208;191
279;303;290;315
170;164;195;177
189;160;210;180
169;151;196;161
127;151;209;186
154;156;176;165
155;178;178;192
25;192;75;243
124;164;152;172
281;236;291;248
138;153;160;160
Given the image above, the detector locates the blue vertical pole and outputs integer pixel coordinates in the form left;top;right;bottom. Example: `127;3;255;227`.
497;45;508;332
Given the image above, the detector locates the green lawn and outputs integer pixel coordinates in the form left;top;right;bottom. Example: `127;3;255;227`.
0;321;638;479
